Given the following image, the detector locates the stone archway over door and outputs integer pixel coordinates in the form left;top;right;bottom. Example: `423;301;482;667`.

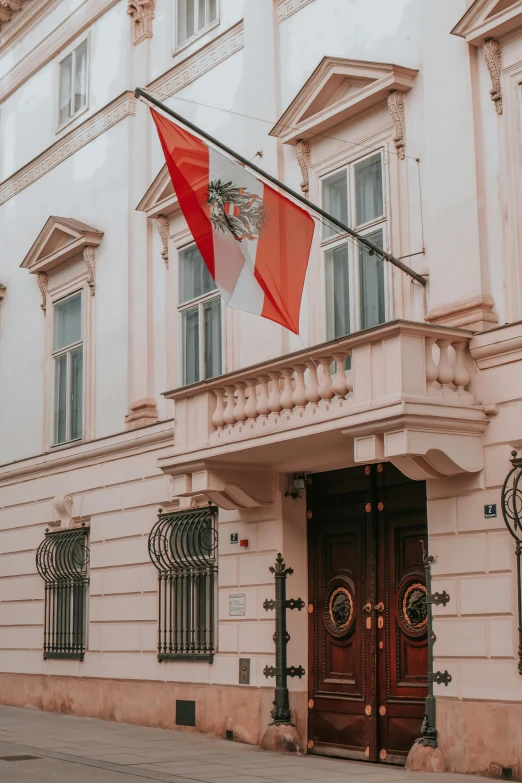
307;464;428;764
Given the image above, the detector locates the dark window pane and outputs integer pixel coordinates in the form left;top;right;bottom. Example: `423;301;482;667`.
183;306;199;385
208;0;217;22
354;153;383;226
70;347;83;441
53;293;82;351
325;243;350;339
203;298;221;379
59;53;73;125
73;40;88;114
179;244;217;303
322;169;348;239
360;230;386;329
54;354;67;445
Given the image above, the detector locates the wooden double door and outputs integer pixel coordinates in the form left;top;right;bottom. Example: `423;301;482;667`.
307;464;428;764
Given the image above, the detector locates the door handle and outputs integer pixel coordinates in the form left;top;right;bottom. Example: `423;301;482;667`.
375;602;384;613
363;602;373;613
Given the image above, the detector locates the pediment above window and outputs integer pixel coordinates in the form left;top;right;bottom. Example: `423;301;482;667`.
136;165;179;219
21;216;104;275
452;0;522;45
270;56;418;145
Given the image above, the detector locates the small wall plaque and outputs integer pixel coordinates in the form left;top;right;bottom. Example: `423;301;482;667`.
229;593;245;616
484;504;497;519
230;533;239;544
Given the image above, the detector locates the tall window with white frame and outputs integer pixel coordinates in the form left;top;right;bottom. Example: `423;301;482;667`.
176;0;218;47
52;292;83;445
179;244;222;385
58;40;88;127
322;150;388;340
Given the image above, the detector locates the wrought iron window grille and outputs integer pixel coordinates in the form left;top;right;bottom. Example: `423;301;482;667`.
148;506;218;662
35;524;90;660
501;452;522;675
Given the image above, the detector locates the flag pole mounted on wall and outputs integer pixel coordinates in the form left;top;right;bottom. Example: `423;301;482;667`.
135;87;425;288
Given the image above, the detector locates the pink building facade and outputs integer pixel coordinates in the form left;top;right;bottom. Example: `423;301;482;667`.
1;0;522;777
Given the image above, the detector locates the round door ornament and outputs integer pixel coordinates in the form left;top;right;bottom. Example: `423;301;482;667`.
323;576;356;638
397;573;428;636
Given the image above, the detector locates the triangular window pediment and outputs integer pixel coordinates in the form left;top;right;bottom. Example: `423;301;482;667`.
136;165;179;219
270;57;418;145
452;0;522;45
21;217;103;274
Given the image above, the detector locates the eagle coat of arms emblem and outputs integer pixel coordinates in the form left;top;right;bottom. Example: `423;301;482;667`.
207;179;268;242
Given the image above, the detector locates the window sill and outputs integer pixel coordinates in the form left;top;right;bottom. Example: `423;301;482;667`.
44;652;85;661
158;653;214;662
172;18;220;59
56;104;89;136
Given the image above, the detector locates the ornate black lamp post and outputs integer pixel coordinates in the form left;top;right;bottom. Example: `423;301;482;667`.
501;451;522;675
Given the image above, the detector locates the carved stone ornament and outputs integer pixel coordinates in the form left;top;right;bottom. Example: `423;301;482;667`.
127;0;155;45
52;494;74;529
387;90;406;160
37;271;48;316
323;575;356;638
295;139;311;197
483;38;503;115
0;283;5;304
83;245;96;295
157;215;170;269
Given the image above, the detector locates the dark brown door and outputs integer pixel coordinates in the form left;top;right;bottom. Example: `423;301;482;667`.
307;463;428;764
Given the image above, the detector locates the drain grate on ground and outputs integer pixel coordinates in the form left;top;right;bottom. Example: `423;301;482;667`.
0;755;40;762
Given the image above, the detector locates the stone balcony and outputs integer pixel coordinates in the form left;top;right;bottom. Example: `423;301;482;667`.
159;321;489;509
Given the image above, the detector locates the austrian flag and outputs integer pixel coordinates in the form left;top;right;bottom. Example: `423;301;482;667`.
150;109;315;334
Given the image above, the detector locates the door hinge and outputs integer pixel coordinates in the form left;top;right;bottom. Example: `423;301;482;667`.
427;590;450;607
430;670;452;686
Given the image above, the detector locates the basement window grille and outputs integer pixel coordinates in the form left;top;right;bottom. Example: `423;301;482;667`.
148;506;218;661
35;525;89;660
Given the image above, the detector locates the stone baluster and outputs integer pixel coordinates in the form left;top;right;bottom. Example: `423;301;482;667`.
293;365;308;411
211;388;226;431
280;369;295;413
244;379;258;422
306;361;321;408
223;386;237;428
268;371;283;418
425;337;438;389
331;353;349;398
453;341;470;391
233;382;247;425
436;340;454;389
318;357;335;402
256;376;271;420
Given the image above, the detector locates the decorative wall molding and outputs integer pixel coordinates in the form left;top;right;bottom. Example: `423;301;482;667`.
0;91;135;207
125;398;159;430
295;139;310;196
0;0;55;52
426;294;498;331
84;246;96;295
452;0;522;46
276;0;315;23
483;38;503;114
37;272;48;316
51;493;74;529
0;0;30;30
127;0;155;45
157;215;170;269
0;0;120;102
147;21;244;102
387;90;406;160
0;283;6;305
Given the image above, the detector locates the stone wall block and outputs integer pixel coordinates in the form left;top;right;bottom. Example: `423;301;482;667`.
238;554;278;586
217;622;239;653
218;556;238;587
460;574;514;615
427;497;457;535
457;491;505;532
489;617;515;658
89;593;157;623
488;531;515;572
219;521;259;554
433;617;487;657
431;534;487;576
90;537;148;569
238;620;276;655
219;587;258;621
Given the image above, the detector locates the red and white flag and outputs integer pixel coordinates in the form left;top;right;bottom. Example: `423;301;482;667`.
150;109;315;334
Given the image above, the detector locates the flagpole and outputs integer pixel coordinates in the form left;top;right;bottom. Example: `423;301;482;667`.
135;88;426;287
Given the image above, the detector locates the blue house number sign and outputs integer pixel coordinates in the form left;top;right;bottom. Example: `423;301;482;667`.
484;504;497;519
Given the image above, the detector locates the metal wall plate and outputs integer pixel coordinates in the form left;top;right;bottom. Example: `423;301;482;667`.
176;699;196;726
239;657;250;684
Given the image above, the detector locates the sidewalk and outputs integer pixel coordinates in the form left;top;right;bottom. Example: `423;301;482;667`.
0;705;481;783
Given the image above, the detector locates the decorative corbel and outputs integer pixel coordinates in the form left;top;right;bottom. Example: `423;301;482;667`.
157;215;170;269
52;494;74;529
483;38;503;115
83;245;96;295
37;272;48;315
0;284;6;305
127;0;155;45
295;139;311;197
387;90;406;160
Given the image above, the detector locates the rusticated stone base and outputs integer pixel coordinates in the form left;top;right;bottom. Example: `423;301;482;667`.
437;700;522;780
260;723;301;753
0;673;307;750
406;742;447;773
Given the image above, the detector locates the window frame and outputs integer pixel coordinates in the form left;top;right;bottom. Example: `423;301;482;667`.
177;241;224;386
174;0;220;53
320;147;391;340
51;290;85;447
56;37;89;132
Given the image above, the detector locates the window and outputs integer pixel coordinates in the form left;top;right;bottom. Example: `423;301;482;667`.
178;244;222;385
322;151;387;339
35;526;90;660
176;0;218;47
59;40;88;126
52;292;83;445
148;507;217;661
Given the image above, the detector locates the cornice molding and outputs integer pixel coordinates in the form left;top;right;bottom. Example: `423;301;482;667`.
451;0;522;46
0;0;56;52
276;0;315;23
0;91;135;207
147;21;244;101
0;0;120;103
